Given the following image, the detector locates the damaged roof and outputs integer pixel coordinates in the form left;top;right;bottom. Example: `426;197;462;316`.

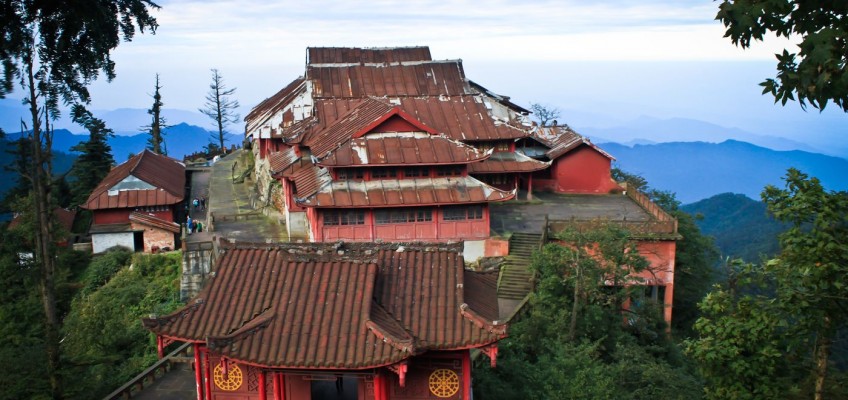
534;126;615;160
296;176;516;208
467;151;551;174
308;61;469;98
142;243;504;370
307;46;432;65
81;149;185;211
319;133;491;167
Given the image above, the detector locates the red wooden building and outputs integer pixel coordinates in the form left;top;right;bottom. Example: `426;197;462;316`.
144;242;504;400
82;149;185;253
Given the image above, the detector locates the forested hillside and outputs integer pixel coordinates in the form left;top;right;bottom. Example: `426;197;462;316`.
681;193;786;262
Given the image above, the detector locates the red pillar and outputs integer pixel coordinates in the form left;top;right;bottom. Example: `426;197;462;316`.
461;351;471;400
273;372;286;400
259;371;267;400
373;373;383;400
193;344;203;400
156;336;164;359
204;351;212;400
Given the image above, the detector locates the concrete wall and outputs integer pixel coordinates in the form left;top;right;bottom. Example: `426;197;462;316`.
92;232;134;253
286;211;310;241
180;241;216;301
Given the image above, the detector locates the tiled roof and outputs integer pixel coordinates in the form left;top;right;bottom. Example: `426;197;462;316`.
534;126;615;160
296;176;515;208
319;133;491;167
308;61;468;98
307;47;432;65
143;244;504;369
129;212;181;233
81;150;185;210
467;151;551;174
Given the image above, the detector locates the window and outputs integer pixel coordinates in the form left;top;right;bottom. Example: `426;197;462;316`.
336;168;364;180
442;205;484;221
495;141;511;152
435;166;463;177
371;168;394;179
403;167;428;178
323;210;365;226
375;208;433;224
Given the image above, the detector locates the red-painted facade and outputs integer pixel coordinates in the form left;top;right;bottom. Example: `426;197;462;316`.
92;207;174;225
539;145;620;194
313;206;490;242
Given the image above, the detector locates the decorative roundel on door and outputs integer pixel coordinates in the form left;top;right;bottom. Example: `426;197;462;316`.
428;368;460;398
213;363;243;391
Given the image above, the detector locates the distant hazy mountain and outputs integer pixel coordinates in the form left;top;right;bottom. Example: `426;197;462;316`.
578;116;830;156
6;123;242;161
605;140;848;203
681;193;785;262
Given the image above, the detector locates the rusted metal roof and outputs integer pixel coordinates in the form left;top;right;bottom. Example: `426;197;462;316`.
534;126;615;160
129;212;181;234
245;77;306;134
143;244;504;369
307;47;432;65
467;151;551;174
308;61;468;98
267;148;300;174
468;80;531;114
296;176;515;208
396;96;529;141
319;133;491;167
291;164;331;199
305;98;394;158
81;149;185;210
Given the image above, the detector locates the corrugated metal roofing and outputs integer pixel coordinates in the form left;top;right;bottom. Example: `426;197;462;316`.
143;244;504;369
319;133;490;167
467;151;551;174
81;149;185;210
305;99;394;158
308;61;468;98
291;164;331;199
267;148;300;174
129;212;181;233
396;96;529;141
535;126;615;160
307;47;432;65
245;77;306;133
296;176;515;208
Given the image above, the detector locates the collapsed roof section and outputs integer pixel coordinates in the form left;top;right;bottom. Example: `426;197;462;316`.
142;243;505;370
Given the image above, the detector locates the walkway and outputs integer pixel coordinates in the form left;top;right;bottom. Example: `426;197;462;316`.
127;363;196;400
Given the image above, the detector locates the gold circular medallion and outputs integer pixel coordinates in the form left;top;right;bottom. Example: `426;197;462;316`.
428;368;460;398
213;363;243;391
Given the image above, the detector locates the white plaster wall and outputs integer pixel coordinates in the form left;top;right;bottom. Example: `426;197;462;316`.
92;232;135;253
463;240;486;262
286;211;310;241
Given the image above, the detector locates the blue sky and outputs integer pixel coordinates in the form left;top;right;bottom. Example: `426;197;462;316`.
3;0;847;154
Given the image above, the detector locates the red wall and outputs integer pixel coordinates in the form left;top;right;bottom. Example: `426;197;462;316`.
318;207;490;242
550;145;620;194
93;208;173;225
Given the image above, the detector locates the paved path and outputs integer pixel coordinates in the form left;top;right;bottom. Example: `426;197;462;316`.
129;363;197;400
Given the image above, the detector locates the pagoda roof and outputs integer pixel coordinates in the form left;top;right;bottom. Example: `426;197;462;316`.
319;132;491;167
296;176;516;208
81;149;185;210
467;151;551;174
142;243;505;370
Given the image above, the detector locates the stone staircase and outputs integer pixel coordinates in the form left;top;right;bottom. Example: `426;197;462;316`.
498;232;543;300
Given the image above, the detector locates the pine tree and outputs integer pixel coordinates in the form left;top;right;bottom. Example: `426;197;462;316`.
145;74;167;154
70;105;114;206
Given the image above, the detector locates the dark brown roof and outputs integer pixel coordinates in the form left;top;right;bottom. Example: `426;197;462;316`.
307;47;432;65
308;61;468;98
245;77;306;133
81;150;185;210
129;212;181;234
296;176;515;208
319;133;491;167
143;245;504;369
467;151;551;174
535;126;615;160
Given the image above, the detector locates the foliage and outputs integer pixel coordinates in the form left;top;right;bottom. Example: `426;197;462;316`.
473;225;702;399
687;169;848;400
528;102;561;127
79;247;133;295
681;193;786;262
62;251;183;399
200;68;240;150
716;1;848;112
69;105;115;206
144;74;167;154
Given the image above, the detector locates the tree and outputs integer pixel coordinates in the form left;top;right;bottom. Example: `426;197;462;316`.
0;2;158;397
716;1;848;112
529;102;561;127
200;68;240;150
687;169;848;400
144;74;167;154
70;105;115;207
